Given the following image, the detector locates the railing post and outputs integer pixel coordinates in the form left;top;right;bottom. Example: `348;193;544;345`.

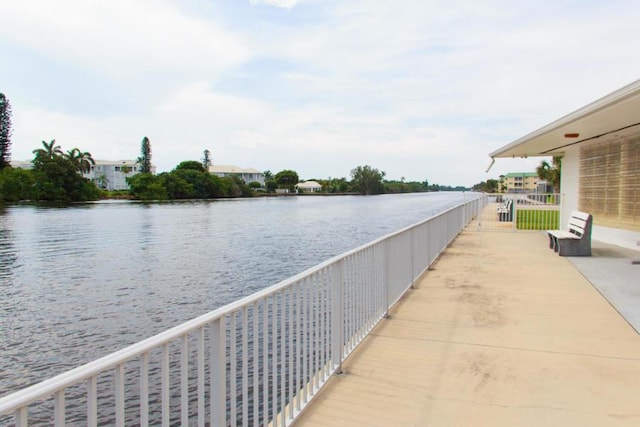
410;230;415;289
384;239;391;318
331;260;344;375
15;407;27;427
210;318;226;427
512;194;518;232
54;390;65;427
88;376;98;427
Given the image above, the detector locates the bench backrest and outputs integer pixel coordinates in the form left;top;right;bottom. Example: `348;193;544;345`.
568;211;592;238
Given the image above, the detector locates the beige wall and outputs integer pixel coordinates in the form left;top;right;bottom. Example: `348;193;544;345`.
561;131;640;250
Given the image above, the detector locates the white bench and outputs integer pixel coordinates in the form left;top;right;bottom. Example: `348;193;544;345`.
547;211;592;256
497;198;513;222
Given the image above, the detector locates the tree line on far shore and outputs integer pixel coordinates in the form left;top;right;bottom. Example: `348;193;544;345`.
0;143;453;202
0;92;466;203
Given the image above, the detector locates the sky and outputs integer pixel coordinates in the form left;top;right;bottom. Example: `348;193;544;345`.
1;0;639;186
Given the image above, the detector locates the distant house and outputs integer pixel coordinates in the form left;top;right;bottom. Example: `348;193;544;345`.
296;180;322;192
208;165;265;186
501;172;538;193
489;79;640;250
84;160;156;191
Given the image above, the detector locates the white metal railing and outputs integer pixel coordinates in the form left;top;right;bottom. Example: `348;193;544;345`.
0;195;483;426
478;193;561;231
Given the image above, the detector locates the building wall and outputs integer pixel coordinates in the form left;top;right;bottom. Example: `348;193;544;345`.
84;161;155;191
502;173;538;193
11;159;153;191
208;166;265;186
561;133;640;250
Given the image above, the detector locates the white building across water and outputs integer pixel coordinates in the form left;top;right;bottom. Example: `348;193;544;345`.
208;165;265;186
84;160;156;191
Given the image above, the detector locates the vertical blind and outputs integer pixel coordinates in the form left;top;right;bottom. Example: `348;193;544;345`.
579;134;640;231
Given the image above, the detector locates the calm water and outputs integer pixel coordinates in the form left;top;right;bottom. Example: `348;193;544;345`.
0;192;466;397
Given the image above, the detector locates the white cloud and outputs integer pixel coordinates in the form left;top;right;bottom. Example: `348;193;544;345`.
4;0;640;185
0;0;250;81
250;0;301;9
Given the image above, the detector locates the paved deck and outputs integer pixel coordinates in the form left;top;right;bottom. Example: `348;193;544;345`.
295;227;640;426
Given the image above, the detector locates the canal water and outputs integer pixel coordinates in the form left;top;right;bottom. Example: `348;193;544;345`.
0;192;467;398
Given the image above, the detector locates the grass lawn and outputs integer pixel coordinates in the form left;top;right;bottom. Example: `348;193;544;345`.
516;209;559;230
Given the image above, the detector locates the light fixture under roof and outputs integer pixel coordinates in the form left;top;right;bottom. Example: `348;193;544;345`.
564;133;580;138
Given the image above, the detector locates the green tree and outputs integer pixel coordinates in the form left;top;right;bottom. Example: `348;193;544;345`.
274;169;299;192
472;179;499;193
96;173;109;189
137;136;152;174
175;160;206;172
65;148;95;174
175;169;214;198
127;173;167;200
202;149;211;170
536;156;562;192
0;93;12;170
351;165;385;195
32;151;99;201
324;177;349;193
0;167;34;201
263;170;276;192
33;139;63;160
160;172;195;199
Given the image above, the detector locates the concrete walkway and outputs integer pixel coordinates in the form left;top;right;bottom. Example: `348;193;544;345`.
568;240;640;334
294;227;640;426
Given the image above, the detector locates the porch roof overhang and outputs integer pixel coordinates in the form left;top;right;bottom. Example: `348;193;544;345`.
489;79;640;160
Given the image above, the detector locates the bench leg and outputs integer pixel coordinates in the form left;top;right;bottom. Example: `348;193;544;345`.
557;239;592;256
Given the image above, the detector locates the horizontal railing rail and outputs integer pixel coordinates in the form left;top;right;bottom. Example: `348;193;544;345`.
0;195;483;427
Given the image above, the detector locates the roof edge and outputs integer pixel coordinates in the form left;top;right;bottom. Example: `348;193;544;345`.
490;79;640;158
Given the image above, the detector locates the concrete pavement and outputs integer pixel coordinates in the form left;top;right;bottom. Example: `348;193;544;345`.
294;227;640;426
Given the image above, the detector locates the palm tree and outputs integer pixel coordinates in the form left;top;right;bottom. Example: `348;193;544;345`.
33;139;63;160
536;156;562;193
202;149;212;170
77;150;95;174
96;174;109;189
65;148;95;174
65;148;81;169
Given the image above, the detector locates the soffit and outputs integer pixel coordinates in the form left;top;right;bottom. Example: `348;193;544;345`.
490;79;640;158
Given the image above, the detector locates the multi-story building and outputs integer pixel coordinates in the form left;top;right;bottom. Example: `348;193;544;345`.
11;159;154;191
84;160;156;191
208;165;265;186
500;172;539;193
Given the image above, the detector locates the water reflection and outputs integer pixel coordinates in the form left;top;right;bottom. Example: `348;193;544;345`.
0;214;17;282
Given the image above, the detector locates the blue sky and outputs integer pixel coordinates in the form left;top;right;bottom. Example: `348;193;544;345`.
1;0;639;186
